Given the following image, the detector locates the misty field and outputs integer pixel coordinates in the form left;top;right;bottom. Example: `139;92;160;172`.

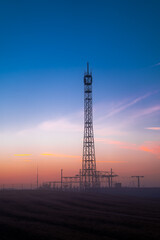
0;190;160;240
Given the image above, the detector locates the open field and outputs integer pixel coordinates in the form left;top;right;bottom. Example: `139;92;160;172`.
0;189;160;240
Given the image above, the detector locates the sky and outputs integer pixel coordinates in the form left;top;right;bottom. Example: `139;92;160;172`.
0;0;160;187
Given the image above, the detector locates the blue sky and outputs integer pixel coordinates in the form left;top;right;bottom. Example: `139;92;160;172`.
0;0;160;186
1;0;160;72
0;0;160;128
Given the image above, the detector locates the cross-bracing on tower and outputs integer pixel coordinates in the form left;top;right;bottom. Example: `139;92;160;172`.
42;63;119;191
82;63;97;189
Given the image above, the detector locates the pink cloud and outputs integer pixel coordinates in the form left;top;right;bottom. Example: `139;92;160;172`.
96;138;160;159
139;142;160;158
145;127;160;131
95;138;138;150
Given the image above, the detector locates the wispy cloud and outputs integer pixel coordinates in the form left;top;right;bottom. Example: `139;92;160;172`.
97;160;127;163
41;153;81;158
18;116;82;136
140;141;160;159
145;127;160;131
153;62;160;67
96;137;160;159
14;154;32;156
99;91;157;120
95;138;137;150
132;105;160;119
38;118;82;132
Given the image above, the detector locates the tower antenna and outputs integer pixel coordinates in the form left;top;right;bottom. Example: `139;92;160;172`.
87;62;89;74
82;63;96;189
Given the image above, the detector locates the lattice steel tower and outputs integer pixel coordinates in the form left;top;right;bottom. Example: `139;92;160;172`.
82;63;96;188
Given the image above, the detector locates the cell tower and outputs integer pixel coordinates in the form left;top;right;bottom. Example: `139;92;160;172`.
82;63;97;189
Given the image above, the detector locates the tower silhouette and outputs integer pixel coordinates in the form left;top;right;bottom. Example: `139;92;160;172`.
82;63;96;189
131;176;144;188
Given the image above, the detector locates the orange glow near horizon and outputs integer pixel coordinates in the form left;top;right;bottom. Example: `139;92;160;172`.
0;134;160;187
0;147;160;187
97;161;128;163
14;154;32;156
41;153;81;158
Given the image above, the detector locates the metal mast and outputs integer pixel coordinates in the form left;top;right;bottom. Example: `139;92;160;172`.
82;63;96;189
37;165;39;189
131;176;144;188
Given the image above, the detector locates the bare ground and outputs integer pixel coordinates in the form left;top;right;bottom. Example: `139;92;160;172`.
0;189;160;240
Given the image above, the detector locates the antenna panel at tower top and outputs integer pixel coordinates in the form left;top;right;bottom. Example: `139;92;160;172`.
84;62;92;85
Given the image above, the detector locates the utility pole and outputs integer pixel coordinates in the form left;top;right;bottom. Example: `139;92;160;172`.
37;165;39;189
79;169;82;190
111;168;113;188
131;176;144;188
61;169;63;191
108;168;118;188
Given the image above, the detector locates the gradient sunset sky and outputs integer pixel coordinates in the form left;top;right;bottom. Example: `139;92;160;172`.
0;0;160;187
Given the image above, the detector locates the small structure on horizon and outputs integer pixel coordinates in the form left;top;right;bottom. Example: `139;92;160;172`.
131;176;144;188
